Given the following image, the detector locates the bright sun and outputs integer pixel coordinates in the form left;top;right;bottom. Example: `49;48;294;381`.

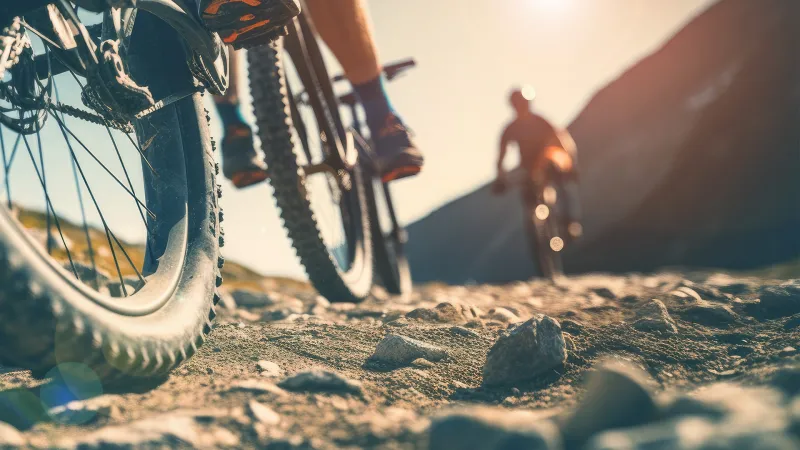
531;0;570;11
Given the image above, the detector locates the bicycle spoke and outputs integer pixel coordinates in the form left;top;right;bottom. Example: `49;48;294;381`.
69;73;157;176
51;114;143;293
35;124;53;254
47;110;156;220
0;130;12;209
1;133;22;194
20;135;79;278
124;132;157;176
54;81;101;290
106;126;156;271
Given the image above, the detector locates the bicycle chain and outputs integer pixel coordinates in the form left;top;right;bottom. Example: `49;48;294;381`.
52;102;134;133
51;85;201;133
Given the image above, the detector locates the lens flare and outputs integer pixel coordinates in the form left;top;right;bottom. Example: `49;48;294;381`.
535;205;550;221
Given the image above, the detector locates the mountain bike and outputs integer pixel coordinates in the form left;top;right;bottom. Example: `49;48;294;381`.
247;7;413;301
493;147;580;280
0;0;231;381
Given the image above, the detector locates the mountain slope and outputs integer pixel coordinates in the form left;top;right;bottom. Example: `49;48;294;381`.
407;0;800;284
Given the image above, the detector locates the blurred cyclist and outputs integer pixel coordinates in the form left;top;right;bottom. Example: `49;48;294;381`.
495;86;583;239
203;0;424;187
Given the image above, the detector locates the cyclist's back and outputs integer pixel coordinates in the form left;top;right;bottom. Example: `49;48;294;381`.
503;112;559;175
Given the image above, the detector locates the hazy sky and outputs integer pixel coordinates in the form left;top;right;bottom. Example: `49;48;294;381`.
3;0;716;280
218;0;716;278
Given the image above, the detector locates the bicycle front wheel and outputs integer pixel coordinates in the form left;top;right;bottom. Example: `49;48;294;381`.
0;10;223;381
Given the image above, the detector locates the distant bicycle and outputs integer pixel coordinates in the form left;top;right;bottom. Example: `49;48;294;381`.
493;145;581;280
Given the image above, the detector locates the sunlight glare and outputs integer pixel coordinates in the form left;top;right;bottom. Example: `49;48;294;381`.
531;0;571;12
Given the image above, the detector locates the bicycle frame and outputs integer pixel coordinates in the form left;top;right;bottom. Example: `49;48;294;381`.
14;0;228;110
283;10;355;173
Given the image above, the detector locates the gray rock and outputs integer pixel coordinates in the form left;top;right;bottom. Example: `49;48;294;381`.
278;369;363;396
784;314;800;331
370;334;448;366
719;282;755;295
750;282;800;318
450;326;480;338
684;283;732;301
660;384;786;425
561;361;658;449
346;308;387;319
230;289;274;308
790;396;800;437
385;317;410;327
560;319;585;335
585;417;716;450
406;302;476;324
728;345;755;357
764;365;800;396
249;400;281;425
487;308;521;324
265;436;316;450
48;395;123;424
679;301;738;327
428;407;562;450
670;286;704;303
483;315;567;386
262;304;304;322
228;380;288;396
257;360;284;378
411;358;435;369
62;410;240;449
632;299;678;334
592;287;617;299
0;422;24;447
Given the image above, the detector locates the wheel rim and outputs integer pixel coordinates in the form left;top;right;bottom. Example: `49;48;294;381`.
0;17;189;315
285;58;359;273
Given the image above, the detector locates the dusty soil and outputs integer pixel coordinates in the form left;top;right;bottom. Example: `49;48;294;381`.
0;270;798;449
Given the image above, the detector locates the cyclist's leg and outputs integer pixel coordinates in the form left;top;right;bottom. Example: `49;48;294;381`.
560;172;583;238
304;0;424;182
213;47;268;188
522;178;543;270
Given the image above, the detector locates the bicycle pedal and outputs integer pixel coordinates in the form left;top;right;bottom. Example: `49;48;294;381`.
227;25;288;50
200;0;299;49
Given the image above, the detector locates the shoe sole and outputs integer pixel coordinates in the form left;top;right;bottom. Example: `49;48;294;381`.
200;0;301;49
231;170;269;189
381;165;422;183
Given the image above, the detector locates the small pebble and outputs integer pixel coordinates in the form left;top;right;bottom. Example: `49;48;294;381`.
411;358;435;369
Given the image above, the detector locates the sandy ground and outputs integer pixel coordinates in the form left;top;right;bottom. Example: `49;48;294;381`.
0;270;798;449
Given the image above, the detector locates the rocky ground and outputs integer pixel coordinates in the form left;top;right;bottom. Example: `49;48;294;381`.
0;270;799;449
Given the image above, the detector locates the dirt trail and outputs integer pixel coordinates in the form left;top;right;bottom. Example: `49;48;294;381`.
0;271;798;449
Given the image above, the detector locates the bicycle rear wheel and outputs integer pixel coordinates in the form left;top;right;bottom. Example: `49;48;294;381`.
0;10;223;381
538;181;567;279
247;17;372;303
365;172;412;296
525;180;564;280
